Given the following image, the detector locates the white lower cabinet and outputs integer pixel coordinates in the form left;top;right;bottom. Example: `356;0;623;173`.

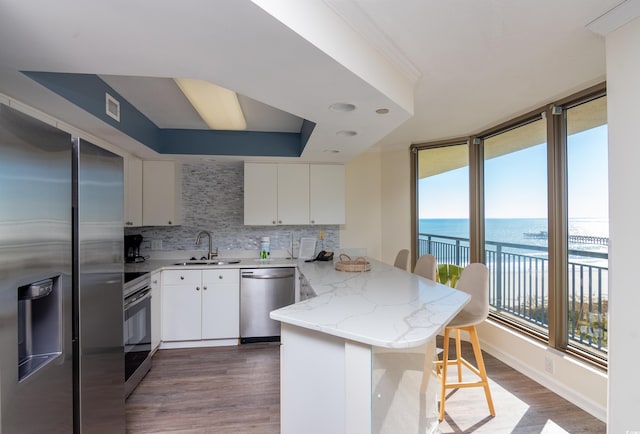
201;270;240;339
161;269;240;343
150;271;162;352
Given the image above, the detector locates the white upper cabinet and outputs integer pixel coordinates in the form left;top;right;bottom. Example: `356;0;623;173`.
244;163;279;225
124;156;142;227
142;160;182;226
277;164;310;225
310;164;345;225
244;162;344;226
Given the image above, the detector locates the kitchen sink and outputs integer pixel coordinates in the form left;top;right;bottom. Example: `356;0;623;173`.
172;259;241;266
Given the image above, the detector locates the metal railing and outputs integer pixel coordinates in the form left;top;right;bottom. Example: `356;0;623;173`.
418;233;609;352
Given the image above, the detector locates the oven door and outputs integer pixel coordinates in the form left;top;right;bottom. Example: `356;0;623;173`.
124;287;151;386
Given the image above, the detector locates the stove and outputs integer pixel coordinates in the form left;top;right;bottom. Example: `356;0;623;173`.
124;271;148;284
124;271;150;298
123;270;152;398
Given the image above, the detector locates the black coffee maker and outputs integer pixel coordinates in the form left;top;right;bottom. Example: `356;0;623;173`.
124;234;144;263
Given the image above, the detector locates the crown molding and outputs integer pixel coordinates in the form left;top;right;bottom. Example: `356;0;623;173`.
323;0;421;85
587;0;640;35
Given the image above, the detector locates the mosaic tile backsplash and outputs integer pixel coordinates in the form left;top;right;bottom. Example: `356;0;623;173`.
126;161;339;257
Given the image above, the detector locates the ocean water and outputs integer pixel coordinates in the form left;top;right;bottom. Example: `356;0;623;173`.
419;217;609;256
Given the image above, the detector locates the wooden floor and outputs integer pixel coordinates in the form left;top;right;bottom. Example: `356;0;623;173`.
126;340;605;434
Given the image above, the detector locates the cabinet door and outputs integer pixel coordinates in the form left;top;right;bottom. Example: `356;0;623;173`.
124;156;142;227
201;269;240;339
278;164;309;225
142;160;182;226
161;270;202;341
309;164;345;225
150;271;162;351
244;163;278;225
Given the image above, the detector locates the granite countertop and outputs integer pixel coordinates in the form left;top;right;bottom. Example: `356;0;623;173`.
270;258;470;349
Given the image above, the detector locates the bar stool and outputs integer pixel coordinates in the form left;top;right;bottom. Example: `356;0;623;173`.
393;249;410;271
413;254;437;280
435;262;495;421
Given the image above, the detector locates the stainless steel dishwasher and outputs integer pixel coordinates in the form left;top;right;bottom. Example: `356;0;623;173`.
240;268;295;343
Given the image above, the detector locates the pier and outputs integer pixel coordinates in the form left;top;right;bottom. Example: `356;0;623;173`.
523;230;609;246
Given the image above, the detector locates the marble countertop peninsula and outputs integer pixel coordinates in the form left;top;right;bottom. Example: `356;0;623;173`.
125;250;470;350
270;258;470;349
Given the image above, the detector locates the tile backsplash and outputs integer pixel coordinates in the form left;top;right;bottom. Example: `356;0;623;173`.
126;161;339;257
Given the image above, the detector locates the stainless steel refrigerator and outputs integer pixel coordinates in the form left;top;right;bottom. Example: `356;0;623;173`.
0;103;125;433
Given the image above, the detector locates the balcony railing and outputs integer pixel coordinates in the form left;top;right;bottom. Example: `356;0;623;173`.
418;233;609;353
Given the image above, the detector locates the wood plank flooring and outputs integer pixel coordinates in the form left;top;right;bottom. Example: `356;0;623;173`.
126;340;605;433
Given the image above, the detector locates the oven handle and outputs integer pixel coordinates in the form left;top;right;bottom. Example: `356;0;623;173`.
124;288;151;310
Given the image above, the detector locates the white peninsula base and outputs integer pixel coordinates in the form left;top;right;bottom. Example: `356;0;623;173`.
280;323;440;434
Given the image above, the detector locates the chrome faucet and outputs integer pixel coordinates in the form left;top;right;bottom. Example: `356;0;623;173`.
195;230;216;260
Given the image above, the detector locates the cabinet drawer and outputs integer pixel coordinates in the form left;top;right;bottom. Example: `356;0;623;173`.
163;270;201;286
203;269;239;284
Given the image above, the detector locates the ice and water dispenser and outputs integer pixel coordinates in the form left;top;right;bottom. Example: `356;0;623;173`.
17;277;62;380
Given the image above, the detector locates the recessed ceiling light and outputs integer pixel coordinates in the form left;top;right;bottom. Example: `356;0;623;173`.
336;130;357;137
376;108;390;114
329;103;356;112
323;149;340;153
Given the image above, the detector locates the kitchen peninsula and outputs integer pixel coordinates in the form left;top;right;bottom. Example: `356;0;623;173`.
271;258;470;434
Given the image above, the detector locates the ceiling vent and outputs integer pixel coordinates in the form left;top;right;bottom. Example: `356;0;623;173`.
105;92;120;122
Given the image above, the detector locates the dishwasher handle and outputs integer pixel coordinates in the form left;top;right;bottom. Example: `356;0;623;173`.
241;270;295;280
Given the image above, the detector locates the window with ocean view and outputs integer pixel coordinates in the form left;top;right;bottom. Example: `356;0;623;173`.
416;143;469;267
483;118;549;337
411;83;608;367
566;95;608;357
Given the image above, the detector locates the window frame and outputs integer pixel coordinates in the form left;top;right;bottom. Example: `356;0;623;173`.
411;82;608;369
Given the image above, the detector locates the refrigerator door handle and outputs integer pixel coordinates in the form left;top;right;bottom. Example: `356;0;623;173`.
18;279;54;300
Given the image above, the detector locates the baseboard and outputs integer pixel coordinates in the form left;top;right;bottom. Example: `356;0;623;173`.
160;338;239;349
478;321;607;422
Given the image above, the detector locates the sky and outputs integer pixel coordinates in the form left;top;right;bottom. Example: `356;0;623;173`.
419;125;609;220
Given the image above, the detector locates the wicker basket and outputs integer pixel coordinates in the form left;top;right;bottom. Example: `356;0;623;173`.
335;253;371;272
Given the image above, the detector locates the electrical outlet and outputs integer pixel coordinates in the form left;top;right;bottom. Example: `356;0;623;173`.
544;355;554;374
151;239;162;251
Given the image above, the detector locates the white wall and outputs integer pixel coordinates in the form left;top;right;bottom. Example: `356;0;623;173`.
341;149;412;266
380;149;412;265
605;16;640;434
341;152;383;260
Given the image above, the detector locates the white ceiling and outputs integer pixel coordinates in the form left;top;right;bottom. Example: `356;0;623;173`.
0;0;621;163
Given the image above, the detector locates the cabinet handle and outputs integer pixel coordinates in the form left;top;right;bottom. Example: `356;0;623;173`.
278;220;282;224
180;276;184;280
272;220;276;224
311;220;315;224
196;286;200;291
153;280;158;284
203;286;207;290
219;275;223;280
168;220;172;225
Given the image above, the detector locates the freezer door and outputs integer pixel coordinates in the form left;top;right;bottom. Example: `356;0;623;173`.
0;103;74;433
75;138;125;433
